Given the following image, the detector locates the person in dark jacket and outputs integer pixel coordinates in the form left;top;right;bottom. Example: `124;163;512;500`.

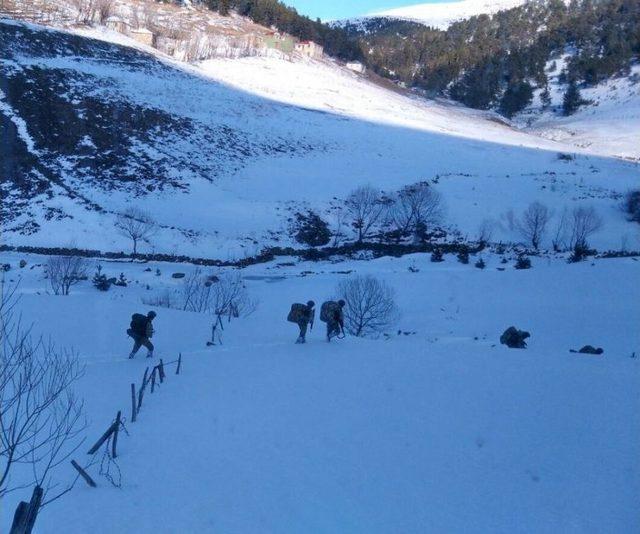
288;301;315;344
326;300;345;342
128;311;156;359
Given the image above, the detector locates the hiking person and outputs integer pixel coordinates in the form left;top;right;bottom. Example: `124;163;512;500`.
320;300;345;342
127;311;156;359
287;301;315;344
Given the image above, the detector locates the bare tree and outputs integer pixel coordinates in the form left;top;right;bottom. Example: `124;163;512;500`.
181;268;215;313
330;207;349;248
345;185;386;243
95;0;114;24
338;275;398;337
209;272;257;344
46;256;88;296
0;282;86;504
517;201;552;250
387;182;443;241
552;207;570;251
569;206;603;250
115;207;157;256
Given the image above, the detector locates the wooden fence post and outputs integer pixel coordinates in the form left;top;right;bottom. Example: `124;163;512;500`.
150;366;156;394
130;383;137;423
9;501;29;534
71;460;97;488
87;421;117;455
176;353;182;375
112;411;121;459
138;367;149;411
158;359;165;383
10;485;44;534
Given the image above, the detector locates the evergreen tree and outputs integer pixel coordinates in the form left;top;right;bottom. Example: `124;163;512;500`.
562;79;584;115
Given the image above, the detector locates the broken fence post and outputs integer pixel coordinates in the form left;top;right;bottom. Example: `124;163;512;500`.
71;460;97;488
176;353;182;375
87;421;117;455
10;501;29;534
112;411;121;459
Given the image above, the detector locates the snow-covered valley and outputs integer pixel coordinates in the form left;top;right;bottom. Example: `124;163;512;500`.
1;10;639;534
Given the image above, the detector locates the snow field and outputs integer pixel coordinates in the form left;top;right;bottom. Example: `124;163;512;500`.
1;251;639;533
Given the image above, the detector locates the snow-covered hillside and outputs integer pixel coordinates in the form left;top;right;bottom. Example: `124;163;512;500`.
1;250;639;533
517;62;640;161
346;0;528;30
2;19;638;258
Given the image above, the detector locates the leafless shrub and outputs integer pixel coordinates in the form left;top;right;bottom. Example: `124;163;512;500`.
552;207;570;251
386;182;443;241
0;282;86;504
338;275;398;338
181;268;215;313
46;256;88;296
115;207;157;256
208;272;258;344
330;207;349;247
345;185;386;242
141;289;176;309
516;201;552;250
477;218;496;246
569;206;603;250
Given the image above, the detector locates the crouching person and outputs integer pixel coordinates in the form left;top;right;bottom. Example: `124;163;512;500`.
127;311;156;359
320;300;345;342
287;301;315;344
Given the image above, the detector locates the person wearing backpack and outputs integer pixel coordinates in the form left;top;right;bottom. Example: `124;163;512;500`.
320;300;345;342
127;311;156;359
287;301;315;344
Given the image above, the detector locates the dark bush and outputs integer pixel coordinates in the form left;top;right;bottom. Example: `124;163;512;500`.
622;190;640;224
92;265;111;291
515;256;532;269
475;258;486;269
457;251;469;264
19;259;27;268
292;211;331;247
430;249;444;262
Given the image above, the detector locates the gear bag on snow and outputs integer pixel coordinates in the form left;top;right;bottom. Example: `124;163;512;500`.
130;313;148;336
320;301;340;323
287;303;309;323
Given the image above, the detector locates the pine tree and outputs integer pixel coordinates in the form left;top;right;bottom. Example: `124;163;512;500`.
562;79;584;115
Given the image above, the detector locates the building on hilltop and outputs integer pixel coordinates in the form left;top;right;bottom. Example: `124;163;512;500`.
346;62;366;74
295;40;323;59
263;30;295;54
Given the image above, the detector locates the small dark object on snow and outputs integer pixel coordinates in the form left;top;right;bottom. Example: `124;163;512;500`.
570;345;604;355
500;326;530;349
2;264;10;272
172;273;186;279
475;258;486;269
19;259;27;268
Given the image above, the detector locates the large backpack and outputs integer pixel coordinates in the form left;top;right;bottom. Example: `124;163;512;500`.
130;313;148;336
287;303;308;323
320;301;339;323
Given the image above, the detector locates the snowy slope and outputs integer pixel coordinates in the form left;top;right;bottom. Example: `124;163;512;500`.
517;63;640;161
1;251;639;532
2;19;638;258
354;0;528;30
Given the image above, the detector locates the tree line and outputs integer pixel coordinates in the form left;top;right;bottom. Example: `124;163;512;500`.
342;0;640;117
